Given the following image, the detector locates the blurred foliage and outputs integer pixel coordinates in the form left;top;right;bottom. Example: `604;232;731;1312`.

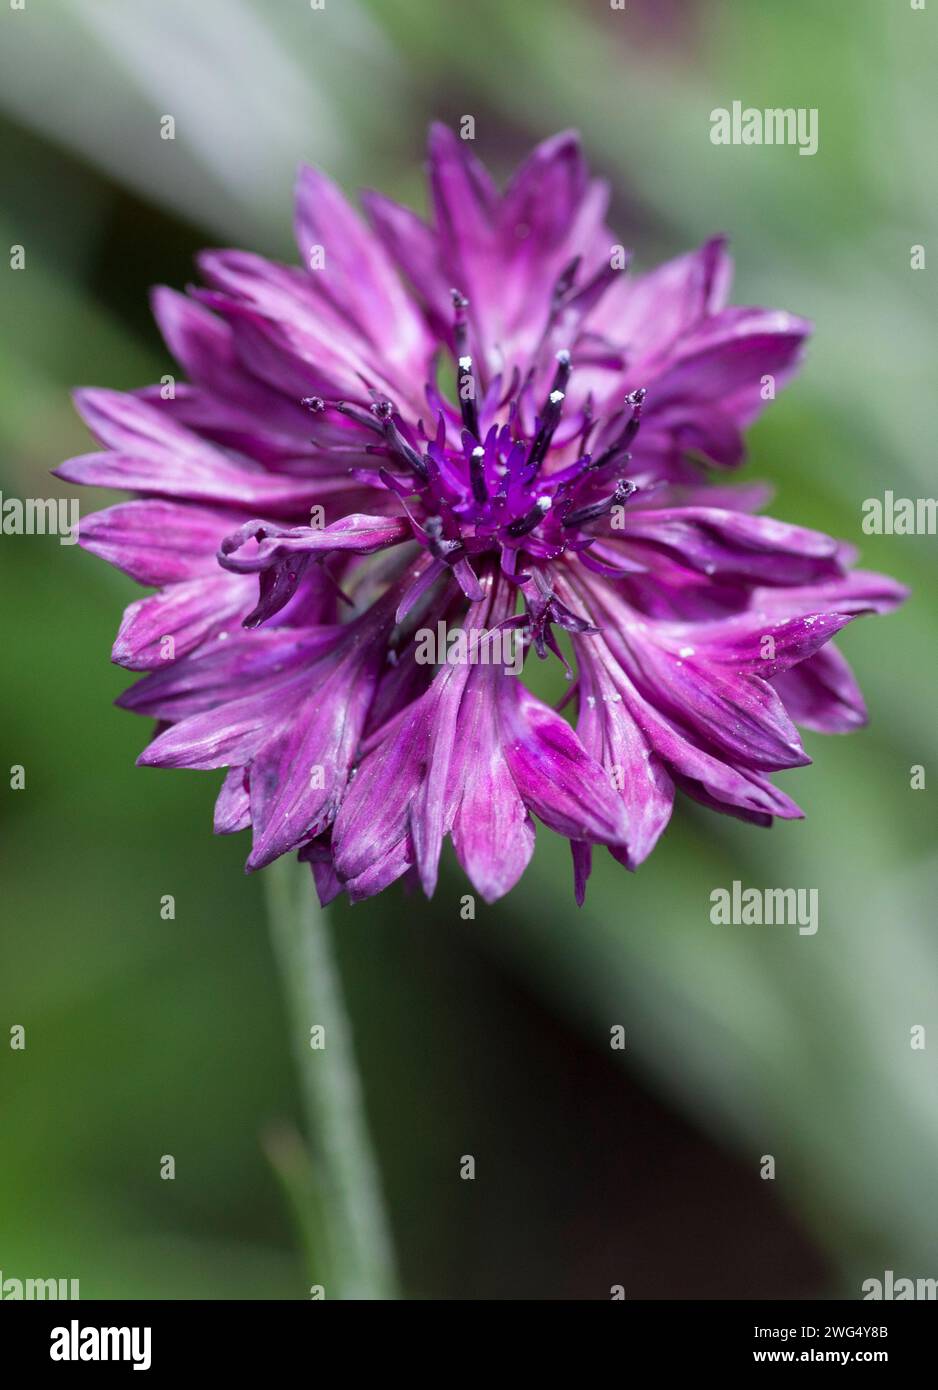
1;0;936;1298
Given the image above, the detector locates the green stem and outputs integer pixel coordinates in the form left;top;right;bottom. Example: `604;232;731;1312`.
264;854;399;1299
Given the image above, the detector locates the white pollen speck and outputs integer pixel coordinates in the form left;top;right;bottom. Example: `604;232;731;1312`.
217;631;229;641
458;356;472;370
537;495;552;509
586;695;597;708
549;390;565;404
472;446;485;458
679;645;695;657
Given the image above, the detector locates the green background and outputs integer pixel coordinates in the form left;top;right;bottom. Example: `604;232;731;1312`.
1;0;935;1299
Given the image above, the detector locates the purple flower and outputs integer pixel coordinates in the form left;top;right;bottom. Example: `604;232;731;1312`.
58;126;907;905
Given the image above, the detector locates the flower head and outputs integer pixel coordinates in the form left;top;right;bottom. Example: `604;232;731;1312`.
59;126;906;905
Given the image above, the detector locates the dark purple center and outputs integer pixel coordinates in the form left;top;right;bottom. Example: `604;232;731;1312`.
304;289;645;606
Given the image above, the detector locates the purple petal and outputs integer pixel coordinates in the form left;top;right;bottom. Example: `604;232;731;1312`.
673;768;802;824
639;306;811;437
652;610;854;676
79;500;239;584
194;250;407;404
570;840;593;906
751;569;910;617
137;676;304;769
581;593;810;772
332;683;441;890
427;122;498;267
112;573;256;671
217;514;410;626
245;635;386;869
117;627;336;720
772;645;868;733
408;664;474;897
451;667;536;903
214;768;251;834
343;838;414;904
576;643;675;868
361;190;452;334
570;620;805;822
150;286;313;438
499;680;628;845
218;515;411;572
61;391;321;515
298;837;344;907
294;165;431;375
621;507;844;586
594;236;733;362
